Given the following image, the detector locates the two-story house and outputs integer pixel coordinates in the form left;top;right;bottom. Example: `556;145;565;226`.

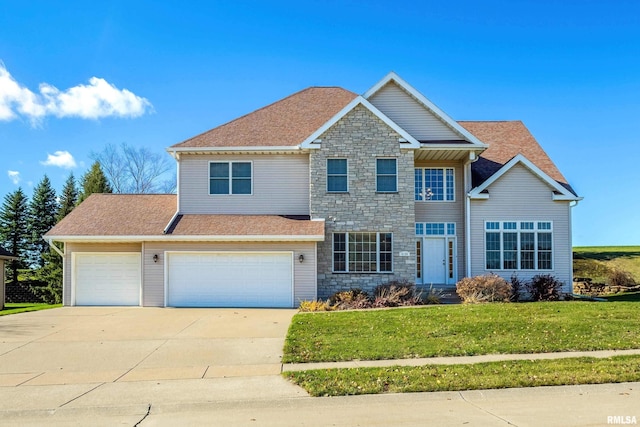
45;72;581;307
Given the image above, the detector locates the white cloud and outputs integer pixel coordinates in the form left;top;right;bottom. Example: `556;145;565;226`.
0;62;152;123
7;170;20;185
41;150;77;169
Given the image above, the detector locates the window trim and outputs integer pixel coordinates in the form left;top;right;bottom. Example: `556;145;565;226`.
376;158;398;193
414;167;455;202
208;161;253;196
484;221;554;271
326;158;349;193
332;232;393;273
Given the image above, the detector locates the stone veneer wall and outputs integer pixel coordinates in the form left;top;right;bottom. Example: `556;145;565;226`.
310;105;416;298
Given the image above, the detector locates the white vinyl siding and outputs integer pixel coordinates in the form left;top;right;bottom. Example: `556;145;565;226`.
142;241;317;307
63;243;142;306
414;161;466;280
368;82;462;141
179;154;310;215
469;164;572;291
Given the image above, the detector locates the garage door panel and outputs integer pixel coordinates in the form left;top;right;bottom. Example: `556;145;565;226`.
74;253;141;306
167;252;293;308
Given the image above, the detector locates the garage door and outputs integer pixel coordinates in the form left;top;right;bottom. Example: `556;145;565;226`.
167;252;293;308
74;253;141;306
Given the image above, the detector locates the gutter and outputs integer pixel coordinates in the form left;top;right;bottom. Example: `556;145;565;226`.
45;238;64;257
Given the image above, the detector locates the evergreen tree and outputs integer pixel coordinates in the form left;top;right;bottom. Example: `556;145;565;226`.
0;188;29;284
77;161;112;204
27;175;58;268
57;173;78;222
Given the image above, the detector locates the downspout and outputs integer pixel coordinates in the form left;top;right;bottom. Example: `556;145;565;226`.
46;238;64;258
464;151;480;278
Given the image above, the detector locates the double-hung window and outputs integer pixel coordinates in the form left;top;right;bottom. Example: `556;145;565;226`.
333;232;393;273
414;167;454;201
327;159;348;192
485;221;553;270
376;159;397;192
209;161;252;195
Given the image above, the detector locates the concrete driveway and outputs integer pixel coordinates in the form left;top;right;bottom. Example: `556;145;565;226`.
0;307;305;414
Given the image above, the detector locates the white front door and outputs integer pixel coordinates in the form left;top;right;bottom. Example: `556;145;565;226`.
423;238;447;284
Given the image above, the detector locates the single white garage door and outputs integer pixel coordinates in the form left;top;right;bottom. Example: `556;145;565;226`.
167;252;293;308
74;253;141;306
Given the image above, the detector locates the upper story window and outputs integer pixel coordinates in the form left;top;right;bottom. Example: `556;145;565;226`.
485;221;553;270
209;161;252;195
376;158;397;192
327;159;348;192
415;167;454;201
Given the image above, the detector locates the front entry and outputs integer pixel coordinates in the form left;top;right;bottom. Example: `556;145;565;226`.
416;237;456;285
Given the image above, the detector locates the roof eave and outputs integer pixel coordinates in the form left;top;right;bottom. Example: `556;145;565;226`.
45;234;325;243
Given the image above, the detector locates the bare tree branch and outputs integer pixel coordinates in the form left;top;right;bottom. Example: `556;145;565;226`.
92;143;175;194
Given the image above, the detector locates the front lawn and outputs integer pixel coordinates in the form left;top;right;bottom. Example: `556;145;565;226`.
286;355;640;396
283;302;640;363
603;292;640;302
0;303;61;316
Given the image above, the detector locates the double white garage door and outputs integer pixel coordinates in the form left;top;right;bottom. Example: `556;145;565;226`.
73;252;293;307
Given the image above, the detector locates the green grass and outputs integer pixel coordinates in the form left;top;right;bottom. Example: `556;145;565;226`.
285;355;640;396
573;246;640;284
0;303;61;316
283;302;640;363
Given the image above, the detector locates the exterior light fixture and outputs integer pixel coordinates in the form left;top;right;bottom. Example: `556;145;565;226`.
153;254;159;263
298;254;304;263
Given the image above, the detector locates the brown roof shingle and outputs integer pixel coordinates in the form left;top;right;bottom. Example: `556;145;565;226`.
459;121;575;194
168;214;324;237
45;194;324;239
172;87;357;148
45;194;177;237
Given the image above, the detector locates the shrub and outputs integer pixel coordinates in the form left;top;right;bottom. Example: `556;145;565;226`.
328;289;372;310
527;274;563;301
372;281;422;308
425;284;445;304
299;300;332;312
509;273;525;302
608;270;636;288
456;274;512;303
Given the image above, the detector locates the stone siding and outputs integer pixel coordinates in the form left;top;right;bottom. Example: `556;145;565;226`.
310;105;416;298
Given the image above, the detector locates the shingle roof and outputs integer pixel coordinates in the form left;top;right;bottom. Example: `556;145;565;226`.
45;194;177;237
459;121;575;194
167;214;324;237
44;194;324;240
172;87;358;148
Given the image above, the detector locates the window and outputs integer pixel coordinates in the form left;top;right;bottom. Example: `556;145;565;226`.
333;232;393;273
415;222;456;236
415;167;454;201
209;161;252;195
485;221;553;270
327;159;348;192
376;159;397;192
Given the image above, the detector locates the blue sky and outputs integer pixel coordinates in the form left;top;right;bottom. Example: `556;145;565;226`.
1;0;638;246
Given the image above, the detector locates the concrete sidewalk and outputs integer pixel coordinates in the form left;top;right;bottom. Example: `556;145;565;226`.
0;380;637;426
283;348;640;371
